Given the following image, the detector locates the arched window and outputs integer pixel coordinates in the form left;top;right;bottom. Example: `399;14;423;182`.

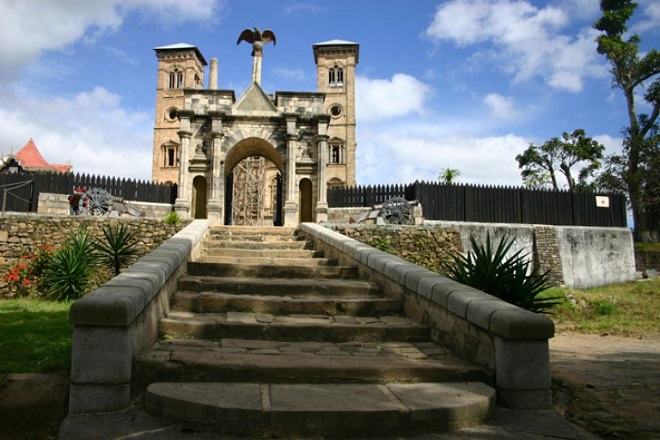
328;65;344;87
328;141;345;164
162;143;179;167
168;70;184;89
327;177;344;188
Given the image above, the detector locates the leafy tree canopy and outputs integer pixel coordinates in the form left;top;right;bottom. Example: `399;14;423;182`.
516;129;605;191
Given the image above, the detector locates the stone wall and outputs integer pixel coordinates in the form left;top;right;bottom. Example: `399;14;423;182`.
0;215;188;270
326;221;636;289
325;224;462;274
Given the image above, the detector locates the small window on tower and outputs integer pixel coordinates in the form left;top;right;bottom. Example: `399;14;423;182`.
328;68;336;87
336;67;344;86
329;143;344;164
168;72;176;88
163;144;179;167
176;71;184;88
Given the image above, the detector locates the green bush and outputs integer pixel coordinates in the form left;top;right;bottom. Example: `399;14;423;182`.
42;231;98;301
93;223;139;276
164;211;181;225
442;232;561;314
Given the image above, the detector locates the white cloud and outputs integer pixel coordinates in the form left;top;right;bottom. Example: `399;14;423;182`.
356;121;529;186
633;0;660;33
0;87;153;180
424;0;606;92
356;74;431;123
484;93;518;119
0;0;222;82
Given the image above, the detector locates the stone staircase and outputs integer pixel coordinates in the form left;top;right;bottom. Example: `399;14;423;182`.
135;226;496;438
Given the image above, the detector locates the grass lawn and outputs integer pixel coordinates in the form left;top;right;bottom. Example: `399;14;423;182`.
544;277;660;338
0;299;73;374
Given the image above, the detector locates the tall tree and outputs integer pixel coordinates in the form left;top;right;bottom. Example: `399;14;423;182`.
516;129;605;191
594;0;660;241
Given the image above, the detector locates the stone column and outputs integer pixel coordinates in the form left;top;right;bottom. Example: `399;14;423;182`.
315;134;329;222
209;58;218;90
206;128;225;225
174;114;192;218
283;117;298;226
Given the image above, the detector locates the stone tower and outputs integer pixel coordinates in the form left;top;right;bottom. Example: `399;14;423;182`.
152;43;208;184
313;40;359;187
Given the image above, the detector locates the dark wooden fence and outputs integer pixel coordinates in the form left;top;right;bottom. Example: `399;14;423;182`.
0;171;177;213
328;181;627;228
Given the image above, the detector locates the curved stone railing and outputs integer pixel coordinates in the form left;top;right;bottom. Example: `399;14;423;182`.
299;222;555;410
67;220;209;413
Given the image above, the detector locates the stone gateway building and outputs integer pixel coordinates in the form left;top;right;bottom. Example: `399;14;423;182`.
152;36;359;226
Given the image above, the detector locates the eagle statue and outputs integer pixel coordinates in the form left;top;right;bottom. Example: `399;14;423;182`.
237;27;276;57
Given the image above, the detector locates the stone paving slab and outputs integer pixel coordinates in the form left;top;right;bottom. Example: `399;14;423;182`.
177;276;379;297
60;405;602;440
188;261;359;279
143;382;496;438
159;311;430;342
172;291;401;316
135;339;490;387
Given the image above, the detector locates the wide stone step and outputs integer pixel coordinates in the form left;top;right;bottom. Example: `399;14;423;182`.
145;381;495;438
203;248;323;258
207;226;299;241
136;339;491;386
187;261;358;279
200;255;338;266
172;291;402;316
177;276;381;297
159;311;430;343
204;239;310;250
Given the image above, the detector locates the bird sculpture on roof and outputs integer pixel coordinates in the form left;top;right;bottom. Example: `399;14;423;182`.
237;27;276;57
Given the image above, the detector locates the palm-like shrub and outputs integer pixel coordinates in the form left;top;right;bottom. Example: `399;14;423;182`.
442;233;561;314
43;231;98;301
93;223;139;276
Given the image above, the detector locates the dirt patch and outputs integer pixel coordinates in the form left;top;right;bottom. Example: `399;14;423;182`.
0;373;68;439
550;332;660;439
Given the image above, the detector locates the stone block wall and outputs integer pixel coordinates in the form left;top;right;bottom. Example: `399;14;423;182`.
325;224;462;274
532;226;564;286
0;215;188;270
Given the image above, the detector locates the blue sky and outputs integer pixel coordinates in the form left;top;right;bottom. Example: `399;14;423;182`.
0;0;658;187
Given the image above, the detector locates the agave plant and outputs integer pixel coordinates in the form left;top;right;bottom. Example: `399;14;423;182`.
93;223;139;276
442;232;561;314
43;231;98;301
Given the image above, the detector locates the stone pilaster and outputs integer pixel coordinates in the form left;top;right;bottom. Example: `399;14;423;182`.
207;115;225;225
315;134;329;222
174;125;192;218
283;118;299;226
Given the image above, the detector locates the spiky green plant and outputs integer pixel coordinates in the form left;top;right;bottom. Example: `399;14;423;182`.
442;232;561;314
93;223;139;276
43;231;98;301
164;211;181;225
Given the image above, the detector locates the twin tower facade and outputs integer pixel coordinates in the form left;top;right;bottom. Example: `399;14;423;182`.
152;37;359;226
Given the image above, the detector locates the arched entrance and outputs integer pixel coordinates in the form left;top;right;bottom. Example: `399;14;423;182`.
224;137;284;226
299;178;313;223
192;175;207;219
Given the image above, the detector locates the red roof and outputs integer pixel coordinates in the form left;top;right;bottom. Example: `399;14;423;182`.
15;139;72;173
